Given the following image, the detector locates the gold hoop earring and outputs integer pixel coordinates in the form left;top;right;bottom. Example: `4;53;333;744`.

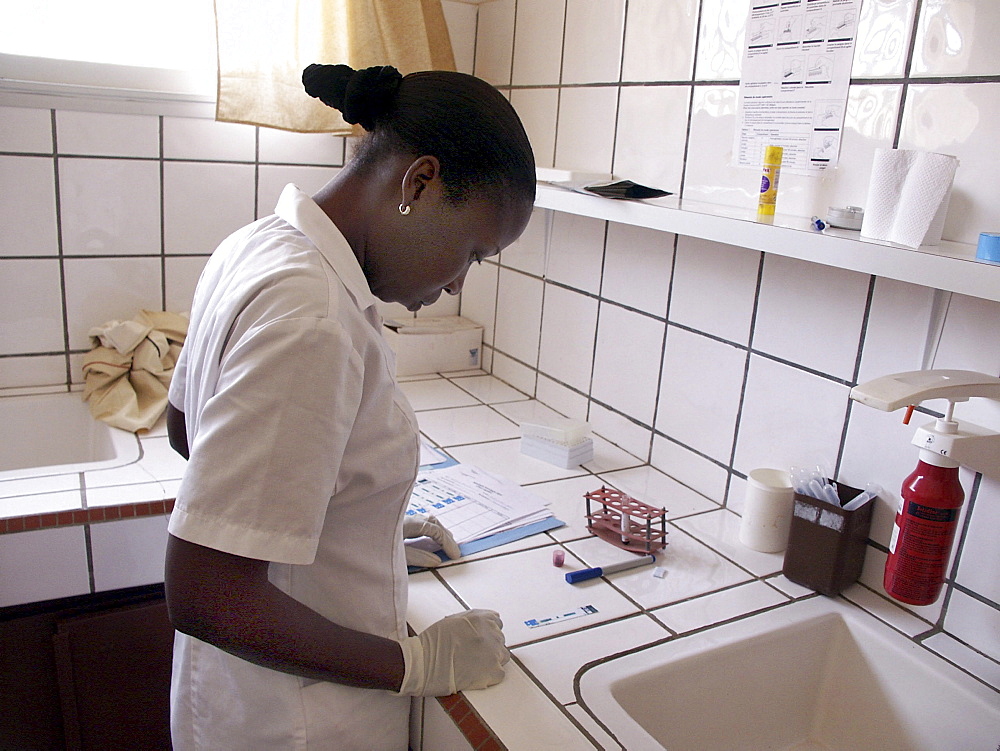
398;203;411;216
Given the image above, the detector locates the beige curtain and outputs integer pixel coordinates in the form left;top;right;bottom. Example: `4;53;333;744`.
214;0;456;133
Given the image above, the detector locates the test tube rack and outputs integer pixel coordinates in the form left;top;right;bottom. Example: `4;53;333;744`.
584;486;668;554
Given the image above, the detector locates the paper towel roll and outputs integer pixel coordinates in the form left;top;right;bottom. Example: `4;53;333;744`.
860;148;959;249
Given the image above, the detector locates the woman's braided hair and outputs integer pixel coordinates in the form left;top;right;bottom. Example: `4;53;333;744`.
303;63;535;206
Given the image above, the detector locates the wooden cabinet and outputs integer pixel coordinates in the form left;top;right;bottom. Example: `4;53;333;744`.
0;585;173;750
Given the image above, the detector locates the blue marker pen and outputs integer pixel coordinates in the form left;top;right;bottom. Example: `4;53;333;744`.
565;554;656;584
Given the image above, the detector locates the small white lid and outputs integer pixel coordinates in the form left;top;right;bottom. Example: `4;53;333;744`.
827;205;865;230
520;418;590;445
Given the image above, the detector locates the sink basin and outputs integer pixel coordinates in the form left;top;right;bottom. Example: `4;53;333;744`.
577;597;999;750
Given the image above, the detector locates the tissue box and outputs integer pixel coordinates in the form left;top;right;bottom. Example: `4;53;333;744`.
782;481;873;597
383;316;483;376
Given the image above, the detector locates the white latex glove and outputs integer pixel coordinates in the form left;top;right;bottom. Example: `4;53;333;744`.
403;514;462;568
397;609;509;696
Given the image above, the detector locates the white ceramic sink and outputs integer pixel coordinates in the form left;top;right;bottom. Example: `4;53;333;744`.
577;597;1000;750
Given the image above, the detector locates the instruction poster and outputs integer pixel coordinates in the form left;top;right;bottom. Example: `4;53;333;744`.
733;0;861;175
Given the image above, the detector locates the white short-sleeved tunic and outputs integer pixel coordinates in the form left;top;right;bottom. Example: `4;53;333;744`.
167;184;419;750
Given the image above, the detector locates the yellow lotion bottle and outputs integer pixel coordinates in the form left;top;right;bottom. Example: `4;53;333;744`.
757;145;783;217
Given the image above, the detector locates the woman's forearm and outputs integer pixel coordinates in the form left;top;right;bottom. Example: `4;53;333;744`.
164;533;405;691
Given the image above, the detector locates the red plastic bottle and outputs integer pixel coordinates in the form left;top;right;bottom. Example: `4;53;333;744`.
884;453;964;606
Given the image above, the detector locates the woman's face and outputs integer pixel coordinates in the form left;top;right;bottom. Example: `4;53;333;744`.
365;184;531;312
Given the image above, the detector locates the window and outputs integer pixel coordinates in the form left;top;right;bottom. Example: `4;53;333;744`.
1;0;217;108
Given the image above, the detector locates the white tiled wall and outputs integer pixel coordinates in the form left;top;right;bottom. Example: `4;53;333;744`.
0;0;997;665
465;0;1000;662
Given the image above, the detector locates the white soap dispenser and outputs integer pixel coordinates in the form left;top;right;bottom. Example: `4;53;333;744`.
850;369;1000;605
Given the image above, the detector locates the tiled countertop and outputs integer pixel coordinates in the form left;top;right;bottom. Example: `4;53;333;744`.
3;374;997;749
398;373;1000;749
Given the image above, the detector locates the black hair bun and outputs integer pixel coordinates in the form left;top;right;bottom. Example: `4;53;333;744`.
302;63;402;130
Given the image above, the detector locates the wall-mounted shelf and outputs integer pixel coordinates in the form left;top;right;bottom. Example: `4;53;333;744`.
535;183;1000;303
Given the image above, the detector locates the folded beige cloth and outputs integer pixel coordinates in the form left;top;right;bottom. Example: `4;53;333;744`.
82;310;188;432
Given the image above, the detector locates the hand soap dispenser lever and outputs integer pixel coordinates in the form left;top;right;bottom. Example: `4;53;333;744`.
849;369;1000;478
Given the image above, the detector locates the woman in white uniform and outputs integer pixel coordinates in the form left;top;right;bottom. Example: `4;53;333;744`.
164;63;535;750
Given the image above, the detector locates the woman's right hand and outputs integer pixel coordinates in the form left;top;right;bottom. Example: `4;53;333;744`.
396;609;509;696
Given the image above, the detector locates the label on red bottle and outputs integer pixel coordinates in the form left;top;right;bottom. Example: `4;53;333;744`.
905;501;958;523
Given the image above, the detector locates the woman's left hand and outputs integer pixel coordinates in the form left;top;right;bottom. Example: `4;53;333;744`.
402;514;461;567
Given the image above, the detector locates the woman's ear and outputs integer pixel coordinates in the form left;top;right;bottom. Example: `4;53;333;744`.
400;155;441;207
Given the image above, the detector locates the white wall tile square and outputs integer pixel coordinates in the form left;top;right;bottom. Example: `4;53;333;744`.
613;84;690;194
0;155;59;257
591;303;665;426
852;0;916;77
56;110;159;158
653;578;787;633
0;355;66;389
165;255;209;314
588;402;652;462
163;116;256;162
442;0;479;74
510;88;559;170
257;165;339;214
538;285;597;394
898;82;1000;245
932;293;1000;380
513;615;667;704
856;278;934;381
733;356;850;475
494;268;543;368
163;161;256;253
546;212;604;294
0;106;53;152
956;476;1000;603
656;327;746;465
695;0;750;80
257;127;344;166
942;589;1000;661
0;526;91;607
911;0;1000;77
622;0;699;82
90;515;170;592
416;404;519;447
650;434;731;503
0;259;65;354
669;236;759;345
535;373;589;422
602;223;673;317
63;257;163;349
763;85;901;222
501;208;549;278
553;87;618;175
490;351;537;397
510;0;565;86
813;85;903;214
473;0;515;85
561;0;625;85
58;158;161;255
753;255;869;380
458;259;498;345
400;378;479;412
437;545;641;646
681;85;753;207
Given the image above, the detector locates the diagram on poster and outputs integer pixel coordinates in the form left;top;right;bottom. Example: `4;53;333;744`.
734;0;861;175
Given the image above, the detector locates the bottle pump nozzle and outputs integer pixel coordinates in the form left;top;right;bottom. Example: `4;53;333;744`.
850;370;1000;478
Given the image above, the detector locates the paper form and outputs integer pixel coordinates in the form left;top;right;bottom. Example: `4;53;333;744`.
406;463;553;545
733;0;861;175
